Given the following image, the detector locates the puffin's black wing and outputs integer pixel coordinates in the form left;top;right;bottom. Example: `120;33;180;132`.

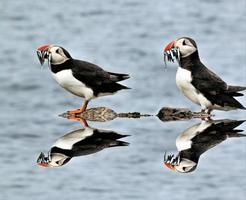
191;64;227;94
191;63;245;108
72;60;130;82
71;59;130;96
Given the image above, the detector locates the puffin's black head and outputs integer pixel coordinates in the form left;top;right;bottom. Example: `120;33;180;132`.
36;45;72;66
163;37;198;65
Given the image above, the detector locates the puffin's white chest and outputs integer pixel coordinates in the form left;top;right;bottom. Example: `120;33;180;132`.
51;69;94;99
175;67;212;109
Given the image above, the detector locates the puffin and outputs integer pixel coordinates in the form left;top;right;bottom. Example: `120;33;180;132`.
37;126;129;167
163;119;245;173
36;45;130;115
163;37;246;114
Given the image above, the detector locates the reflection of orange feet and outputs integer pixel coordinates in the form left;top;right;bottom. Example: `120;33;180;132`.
66;115;89;127
67;108;83;115
67;100;89;115
67;115;81;122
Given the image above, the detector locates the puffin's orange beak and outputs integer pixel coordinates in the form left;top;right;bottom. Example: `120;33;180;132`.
163;40;175;52
36;44;51;65
37;44;50;52
163;40;180;66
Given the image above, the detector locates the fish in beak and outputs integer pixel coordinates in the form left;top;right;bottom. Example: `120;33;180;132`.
37;152;50;168
163;40;180;66
36;45;50;65
163;151;180;171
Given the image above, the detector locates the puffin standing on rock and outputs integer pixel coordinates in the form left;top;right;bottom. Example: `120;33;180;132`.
163;37;245;114
36;45;130;115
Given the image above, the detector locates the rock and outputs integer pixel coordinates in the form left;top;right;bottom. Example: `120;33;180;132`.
60;106;211;123
80;107;117;122
78;107;152;122
117;112;152;118
157;107;210;121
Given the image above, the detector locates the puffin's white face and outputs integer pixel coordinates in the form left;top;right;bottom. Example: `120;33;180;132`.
174;38;197;58
47;153;70;167
48;46;70;65
174;158;197;173
36;44;71;66
163;37;198;65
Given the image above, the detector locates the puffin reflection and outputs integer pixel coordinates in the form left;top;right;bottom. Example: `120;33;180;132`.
163;119;245;173
37;126;129;168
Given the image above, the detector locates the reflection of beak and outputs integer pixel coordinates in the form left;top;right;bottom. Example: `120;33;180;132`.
163;40;180;66
37;152;49;168
164;162;175;170
36;45;50;65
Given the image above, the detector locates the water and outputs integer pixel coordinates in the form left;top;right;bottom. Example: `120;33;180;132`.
1;0;246;199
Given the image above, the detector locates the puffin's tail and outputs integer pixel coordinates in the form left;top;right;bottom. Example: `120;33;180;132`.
109;72;130;82
227;132;246;138
227;85;246;96
109;140;129;147
219;120;245;131
221;85;246;109
108;82;131;92
95;130;130;147
227;97;245;109
214;120;246;137
217;94;245;110
96;81;130;97
228;85;246;92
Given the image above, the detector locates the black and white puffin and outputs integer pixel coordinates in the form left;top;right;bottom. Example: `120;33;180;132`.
37;126;129;167
163;119;245;173
36;45;130;114
163;37;246;114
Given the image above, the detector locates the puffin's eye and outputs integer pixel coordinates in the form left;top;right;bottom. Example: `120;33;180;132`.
182;167;186;171
56;49;60;54
182;40;186;45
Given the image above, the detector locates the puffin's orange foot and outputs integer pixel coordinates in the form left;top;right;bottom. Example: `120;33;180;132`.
66;100;89;115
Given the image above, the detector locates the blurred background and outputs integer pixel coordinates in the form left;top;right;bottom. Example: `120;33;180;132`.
0;0;245;199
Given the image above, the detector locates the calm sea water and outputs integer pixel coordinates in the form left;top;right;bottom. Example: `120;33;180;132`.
0;0;246;200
